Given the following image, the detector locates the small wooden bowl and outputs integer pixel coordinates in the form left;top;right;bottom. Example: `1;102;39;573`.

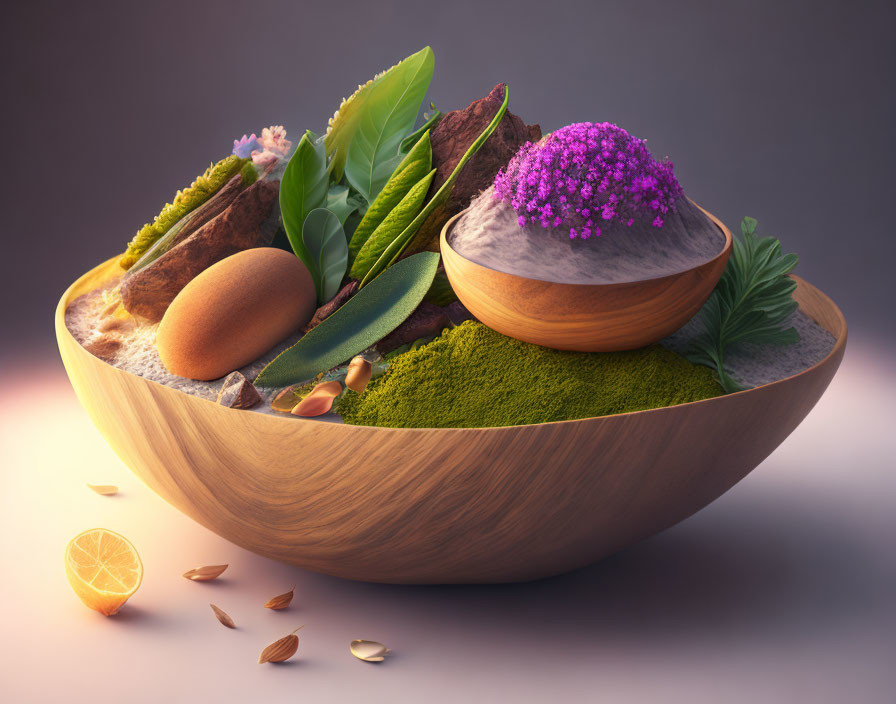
441;203;733;351
56;258;845;584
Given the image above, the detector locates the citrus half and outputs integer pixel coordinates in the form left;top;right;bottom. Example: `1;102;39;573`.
65;528;143;615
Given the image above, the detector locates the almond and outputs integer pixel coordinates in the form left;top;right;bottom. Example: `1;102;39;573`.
264;586;295;610
258;626;303;664
210;603;235;629
86;484;119;496
182;564;228;581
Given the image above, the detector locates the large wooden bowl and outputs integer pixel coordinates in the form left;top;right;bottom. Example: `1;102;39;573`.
56;258;845;583
441;203;733;351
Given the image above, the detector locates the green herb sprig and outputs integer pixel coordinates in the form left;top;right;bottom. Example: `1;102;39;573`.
686;217;799;393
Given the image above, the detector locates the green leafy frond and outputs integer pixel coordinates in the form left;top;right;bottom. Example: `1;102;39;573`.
685;217;800;393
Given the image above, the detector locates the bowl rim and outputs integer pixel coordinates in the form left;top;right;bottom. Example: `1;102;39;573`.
440;198;734;288
56;251;847;434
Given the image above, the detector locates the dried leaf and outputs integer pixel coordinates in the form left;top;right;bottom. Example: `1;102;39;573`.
350;639;391;662
87;483;118;496
258;626;304;664
264;586;295;610
182;564;228;581
210;603;235;629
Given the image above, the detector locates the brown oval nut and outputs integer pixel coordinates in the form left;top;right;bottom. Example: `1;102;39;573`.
345;356;373;393
291;381;343;417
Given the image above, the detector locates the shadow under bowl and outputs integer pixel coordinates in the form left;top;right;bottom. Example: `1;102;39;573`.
55;257;845;584
441;202;733;352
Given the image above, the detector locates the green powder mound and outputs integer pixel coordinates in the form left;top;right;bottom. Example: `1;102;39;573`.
336;321;724;428
119;154;252;269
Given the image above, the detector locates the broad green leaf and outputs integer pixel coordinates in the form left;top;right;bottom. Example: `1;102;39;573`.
302;208;348;304
360;85;511;287
325;47;434;181
326;184;365;226
348;131;432;260
399;105;442;155
254;252;441;388
685;217;800;393
281;130;329;270
351;169;435;279
344;47;434;204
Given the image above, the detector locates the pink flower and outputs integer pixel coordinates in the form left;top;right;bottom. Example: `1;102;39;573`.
250;125;292;165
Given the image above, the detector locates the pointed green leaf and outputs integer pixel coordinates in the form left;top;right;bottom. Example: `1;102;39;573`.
254;252;441;388
281;130;329;269
359;85;511;287
344;47;434;203
348;131;432;259
351;169;435;280
302;208;348;304
399;106;442;155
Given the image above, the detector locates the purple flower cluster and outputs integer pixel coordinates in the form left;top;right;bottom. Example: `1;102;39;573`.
493;122;684;239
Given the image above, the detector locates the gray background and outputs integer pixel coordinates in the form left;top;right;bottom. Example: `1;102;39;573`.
2;0;894;353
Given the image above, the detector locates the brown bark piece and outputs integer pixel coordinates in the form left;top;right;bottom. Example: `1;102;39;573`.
162;173;247;250
375;302;451;355
406;84;541;253
303;280;359;332
120;179;280;322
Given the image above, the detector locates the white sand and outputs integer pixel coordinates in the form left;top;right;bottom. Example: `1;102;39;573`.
662;309;837;389
65;276;836;419
64;283;299;410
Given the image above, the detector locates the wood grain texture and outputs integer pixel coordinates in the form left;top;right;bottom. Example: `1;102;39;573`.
56;258;846;584
441;202;733;351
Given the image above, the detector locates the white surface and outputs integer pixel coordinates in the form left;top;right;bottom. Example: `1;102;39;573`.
1;339;894;703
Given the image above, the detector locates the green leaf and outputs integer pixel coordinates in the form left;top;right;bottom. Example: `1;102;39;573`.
254;252;441;388
348;131;432;260
281;130;329;269
350;169;435;280
399;105;442;155
302;209;348;304
685;217;800;393
344;47;434;204
359;85;511;287
325;184;365;226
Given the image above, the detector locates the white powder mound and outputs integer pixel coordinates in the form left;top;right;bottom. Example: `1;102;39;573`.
449;187;725;284
65;283;299;410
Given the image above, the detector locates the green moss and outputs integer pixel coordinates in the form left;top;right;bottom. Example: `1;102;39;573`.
335;321;724;428
119;155;250;269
